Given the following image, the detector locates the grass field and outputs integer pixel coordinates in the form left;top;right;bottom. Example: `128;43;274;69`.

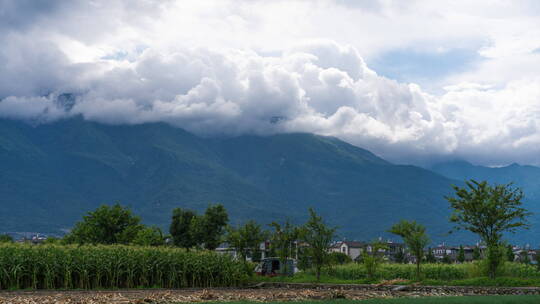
196;296;540;304
254;272;540;286
361;296;540;304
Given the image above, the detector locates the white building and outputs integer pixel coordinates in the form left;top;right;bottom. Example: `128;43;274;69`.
330;241;366;260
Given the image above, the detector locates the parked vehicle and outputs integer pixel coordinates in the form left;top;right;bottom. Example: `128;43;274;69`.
254;257;298;276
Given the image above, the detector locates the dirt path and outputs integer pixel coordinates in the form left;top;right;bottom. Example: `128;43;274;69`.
0;287;461;304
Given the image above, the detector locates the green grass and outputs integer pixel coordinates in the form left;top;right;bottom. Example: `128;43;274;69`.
195;296;540;304
422;277;540;287
252;273;540;287
253;273;377;284
359;296;540;304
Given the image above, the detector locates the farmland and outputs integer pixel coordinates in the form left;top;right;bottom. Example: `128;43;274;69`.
199;297;540;304
0;288;538;304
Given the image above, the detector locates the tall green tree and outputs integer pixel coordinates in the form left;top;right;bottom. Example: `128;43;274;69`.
170;204;229;250
299;208;337;281
269;219;299;275
442;251;452;264
169;208;198;249
457;245;465;263
394;248;406;264
389;220;430;279
64;204;143;244
521;251;531;264
506;244;515;262
446;180;531;278
473;246;481;260
426;248;436;263
226;220;266;262
361;241;387;280
198;204;229;250
132;226;165;246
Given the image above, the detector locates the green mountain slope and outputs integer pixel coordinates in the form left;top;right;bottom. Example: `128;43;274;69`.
0;118;287;232
0;118;468;241
217;134;457;239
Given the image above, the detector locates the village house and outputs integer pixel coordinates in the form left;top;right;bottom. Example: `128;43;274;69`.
14;233;48;244
431;244;483;262
432;244;458;260
215;242;240;259
330;239;406;261
215;241;272;262
512;245;538;263
460;246;476;261
330;241;366;261
384;240;407;262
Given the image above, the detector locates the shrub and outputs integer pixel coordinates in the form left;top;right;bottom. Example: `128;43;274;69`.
328;252;352;265
0;235;13;243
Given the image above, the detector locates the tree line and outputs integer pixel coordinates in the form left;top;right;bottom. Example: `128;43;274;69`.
56;204;232;250
0;179;531;281
12;201;337;280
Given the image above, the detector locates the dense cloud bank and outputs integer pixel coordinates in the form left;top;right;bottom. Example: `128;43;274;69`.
2;0;540;166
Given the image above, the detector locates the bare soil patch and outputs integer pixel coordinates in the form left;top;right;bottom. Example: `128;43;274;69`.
0;287;461;304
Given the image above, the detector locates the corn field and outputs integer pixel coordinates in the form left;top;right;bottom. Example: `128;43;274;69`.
0;243;249;290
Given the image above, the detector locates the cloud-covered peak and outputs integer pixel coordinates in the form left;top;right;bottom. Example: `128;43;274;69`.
2;0;540;166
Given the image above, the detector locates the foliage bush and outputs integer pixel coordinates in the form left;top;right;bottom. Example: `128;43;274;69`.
327;252;352;265
0;243;249;290
0;235;13;243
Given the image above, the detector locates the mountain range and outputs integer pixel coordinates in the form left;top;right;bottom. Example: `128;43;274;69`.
431;160;540;201
1;117;538;244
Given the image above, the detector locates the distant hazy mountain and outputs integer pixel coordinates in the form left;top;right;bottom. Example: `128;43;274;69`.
0;118;499;243
431;160;540;199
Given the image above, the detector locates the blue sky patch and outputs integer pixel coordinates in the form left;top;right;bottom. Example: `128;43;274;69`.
368;48;483;88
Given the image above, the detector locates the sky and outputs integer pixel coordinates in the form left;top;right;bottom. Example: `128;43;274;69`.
1;0;540;166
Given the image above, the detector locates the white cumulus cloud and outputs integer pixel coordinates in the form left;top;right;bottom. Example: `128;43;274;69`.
2;0;540;166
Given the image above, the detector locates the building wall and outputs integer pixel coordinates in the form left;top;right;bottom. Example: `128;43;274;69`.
329;247;341;254
349;247;362;260
341;244;348;255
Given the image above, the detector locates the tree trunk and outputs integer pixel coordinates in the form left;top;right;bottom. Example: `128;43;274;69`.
416;260;421;280
316;266;321;281
486;242;500;279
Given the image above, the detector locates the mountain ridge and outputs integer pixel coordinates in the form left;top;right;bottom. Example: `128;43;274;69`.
0;117;513;243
